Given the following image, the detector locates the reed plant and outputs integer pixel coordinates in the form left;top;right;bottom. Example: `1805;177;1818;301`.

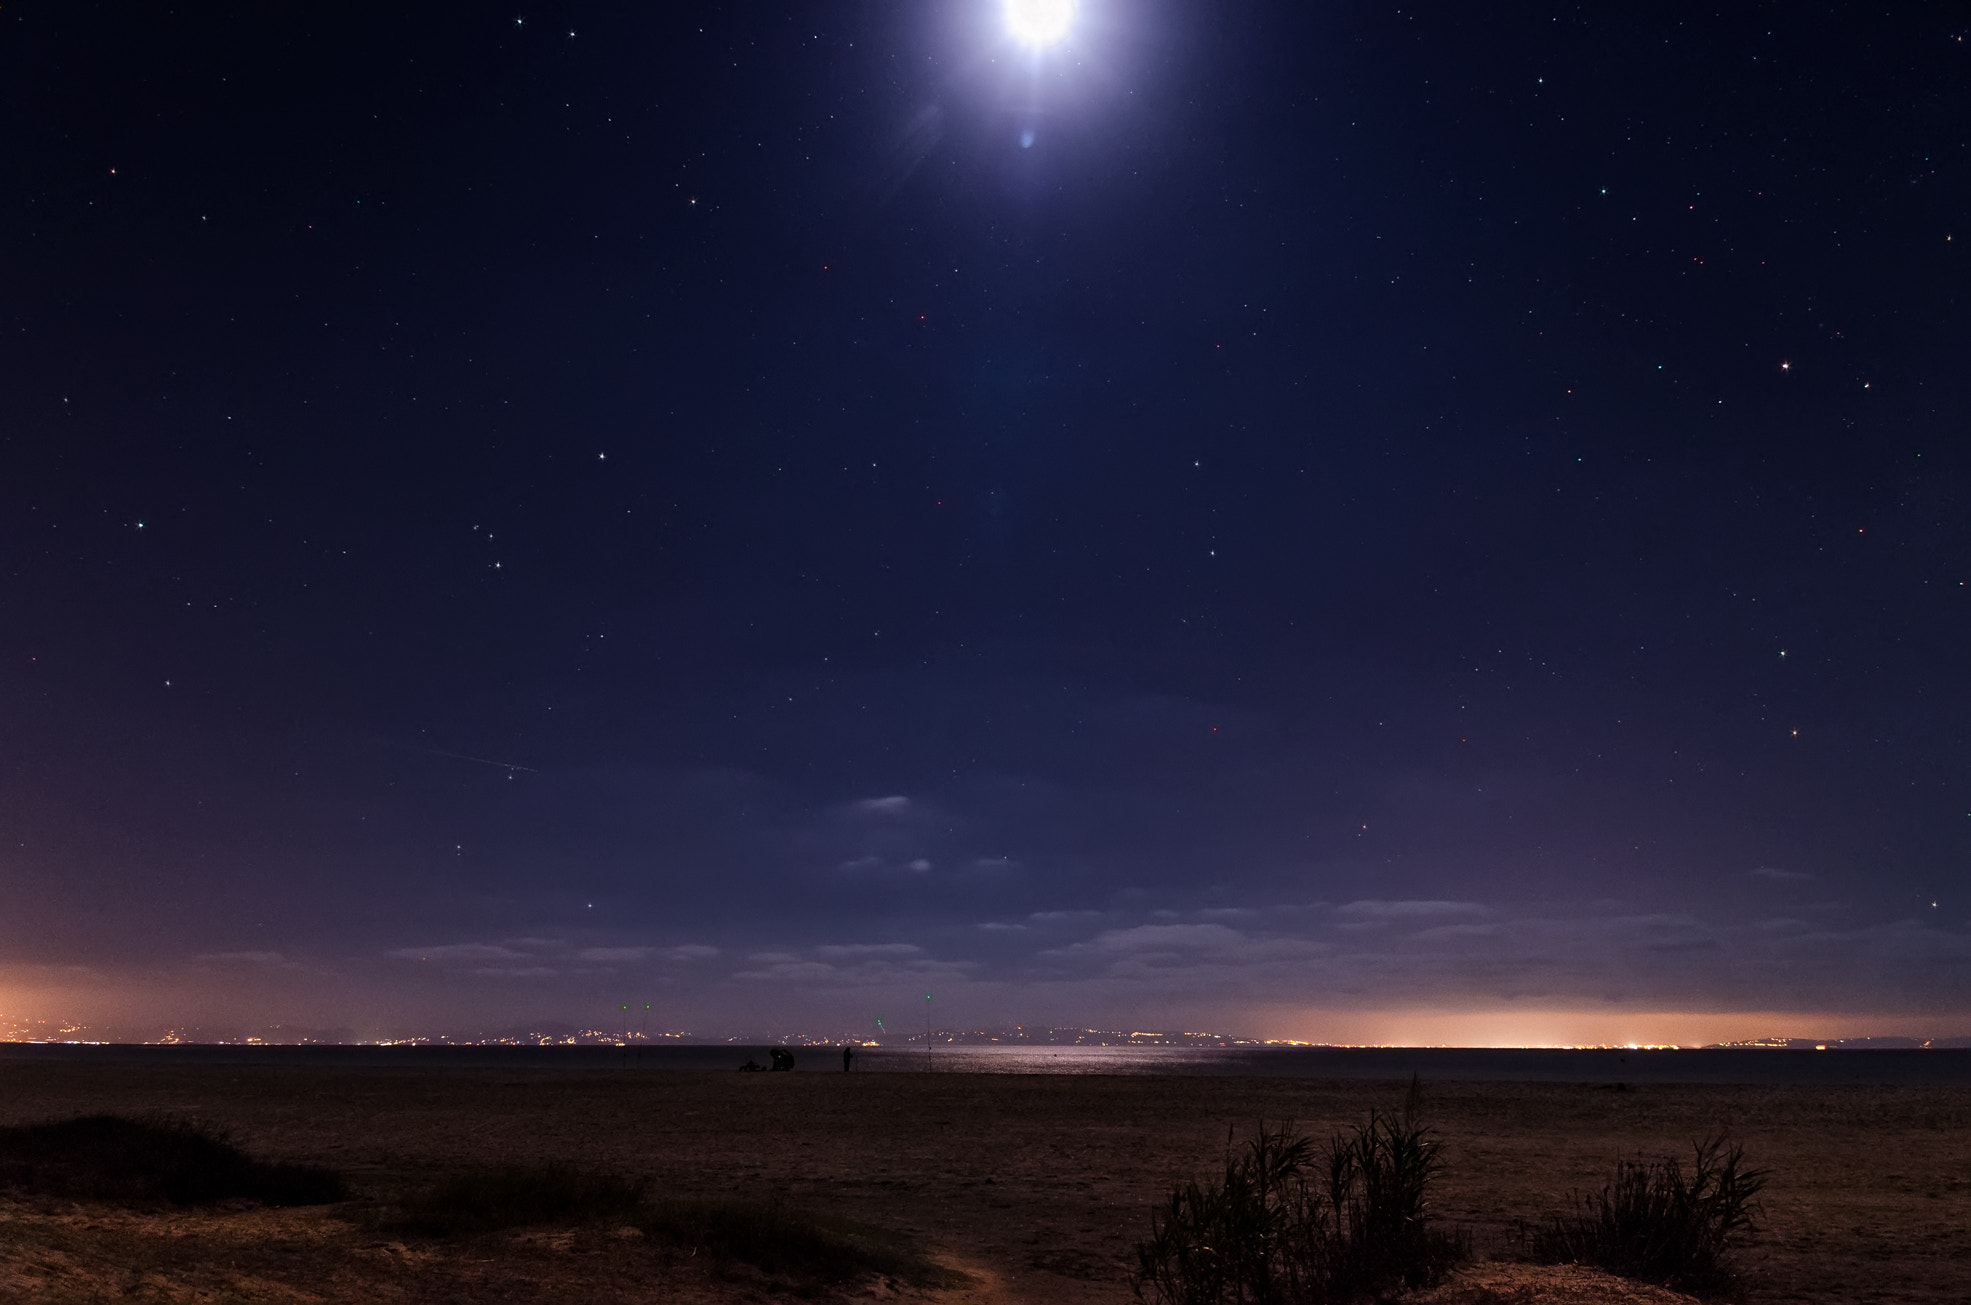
1531;1135;1766;1297
1135;1085;1467;1304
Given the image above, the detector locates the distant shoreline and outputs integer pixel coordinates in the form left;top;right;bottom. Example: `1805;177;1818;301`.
5;1041;1969;1085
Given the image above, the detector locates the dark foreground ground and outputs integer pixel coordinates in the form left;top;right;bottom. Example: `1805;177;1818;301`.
0;1061;1964;1302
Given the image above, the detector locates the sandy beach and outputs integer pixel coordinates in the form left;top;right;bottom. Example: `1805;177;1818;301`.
1;1059;1965;1302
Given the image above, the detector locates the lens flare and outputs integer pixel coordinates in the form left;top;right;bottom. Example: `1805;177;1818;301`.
1005;0;1076;48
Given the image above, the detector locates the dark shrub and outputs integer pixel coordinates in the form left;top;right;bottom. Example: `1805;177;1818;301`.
1135;1089;1467;1304
1313;1107;1470;1298
0;1114;347;1207
643;1196;964;1289
389;1164;647;1237
1531;1136;1766;1298
390;1167;960;1289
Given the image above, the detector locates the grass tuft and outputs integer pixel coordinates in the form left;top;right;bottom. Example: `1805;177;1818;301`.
1530;1135;1766;1298
386;1164;647;1237
0;1113;348;1208
1135;1081;1468;1304
387;1165;961;1289
643;1196;966;1289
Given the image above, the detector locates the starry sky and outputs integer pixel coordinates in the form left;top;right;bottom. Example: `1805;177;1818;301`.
4;2;1968;1045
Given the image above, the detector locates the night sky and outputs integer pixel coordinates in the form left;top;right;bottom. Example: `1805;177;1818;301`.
5;2;1968;1045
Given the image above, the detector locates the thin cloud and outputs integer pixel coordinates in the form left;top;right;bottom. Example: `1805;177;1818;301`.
468;965;557;979
1037;923;1331;983
853;795;911;815
1081;923;1248;953
1335;899;1488;920
839;855;933;873
732;943;972;986
389;943;531;963
1411;922;1499;941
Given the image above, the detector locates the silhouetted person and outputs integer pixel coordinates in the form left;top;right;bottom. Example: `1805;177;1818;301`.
769;1047;795;1071
842;1043;854;1072
737;1056;765;1072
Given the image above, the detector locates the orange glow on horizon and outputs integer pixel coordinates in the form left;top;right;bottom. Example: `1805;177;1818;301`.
1244;1006;1966;1049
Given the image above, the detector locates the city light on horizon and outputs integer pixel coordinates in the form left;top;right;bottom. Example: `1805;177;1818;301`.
1244;1007;1968;1051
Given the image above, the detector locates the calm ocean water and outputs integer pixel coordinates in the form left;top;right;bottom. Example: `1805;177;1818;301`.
3;1042;1968;1085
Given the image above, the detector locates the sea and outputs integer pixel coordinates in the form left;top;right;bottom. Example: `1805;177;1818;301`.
3;1042;1969;1086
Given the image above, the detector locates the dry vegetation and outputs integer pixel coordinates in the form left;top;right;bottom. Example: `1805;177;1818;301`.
0;1060;1965;1303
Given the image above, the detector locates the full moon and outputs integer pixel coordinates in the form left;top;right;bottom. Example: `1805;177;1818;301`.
1005;0;1076;49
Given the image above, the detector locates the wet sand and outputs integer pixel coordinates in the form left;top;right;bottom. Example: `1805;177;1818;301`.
1;1060;1965;1302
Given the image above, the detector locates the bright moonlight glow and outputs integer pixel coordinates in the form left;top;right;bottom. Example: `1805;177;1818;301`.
1005;0;1076;48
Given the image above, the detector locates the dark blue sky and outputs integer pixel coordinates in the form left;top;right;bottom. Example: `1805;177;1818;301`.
3;2;1967;1043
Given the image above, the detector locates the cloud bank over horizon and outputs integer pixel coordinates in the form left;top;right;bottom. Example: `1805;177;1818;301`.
9;880;1966;1045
